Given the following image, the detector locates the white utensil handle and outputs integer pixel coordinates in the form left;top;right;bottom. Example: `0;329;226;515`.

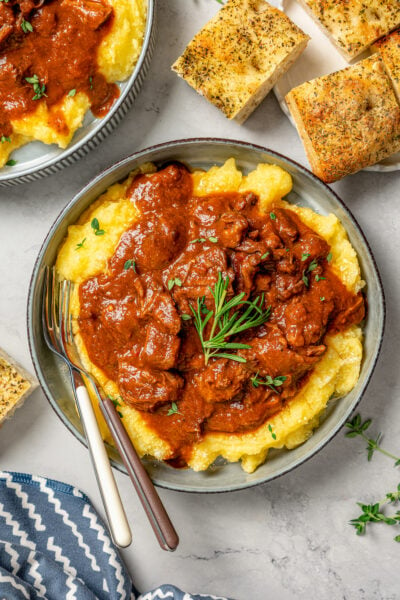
75;384;132;548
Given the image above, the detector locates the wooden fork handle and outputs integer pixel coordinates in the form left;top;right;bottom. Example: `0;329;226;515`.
73;375;132;548
100;397;179;551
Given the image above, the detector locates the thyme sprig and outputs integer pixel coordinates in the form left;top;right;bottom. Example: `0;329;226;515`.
350;485;400;542
25;74;47;101
345;414;400;465
190;272;270;365
251;372;287;393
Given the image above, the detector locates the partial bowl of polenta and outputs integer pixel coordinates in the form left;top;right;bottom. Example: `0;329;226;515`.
27;139;385;493
0;0;154;187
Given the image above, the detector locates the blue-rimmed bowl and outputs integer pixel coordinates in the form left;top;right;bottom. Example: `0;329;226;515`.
0;0;155;188
27;138;385;492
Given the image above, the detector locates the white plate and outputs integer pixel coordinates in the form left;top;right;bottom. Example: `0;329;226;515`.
273;0;400;172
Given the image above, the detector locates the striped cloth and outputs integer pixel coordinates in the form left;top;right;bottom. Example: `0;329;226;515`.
0;471;230;600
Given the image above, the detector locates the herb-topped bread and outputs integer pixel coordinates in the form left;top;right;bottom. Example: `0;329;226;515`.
297;0;400;60
0;349;38;424
285;55;400;182
372;28;400;100
172;0;309;124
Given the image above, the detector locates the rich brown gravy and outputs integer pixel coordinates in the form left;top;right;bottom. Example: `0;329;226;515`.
78;164;365;465
0;0;118;138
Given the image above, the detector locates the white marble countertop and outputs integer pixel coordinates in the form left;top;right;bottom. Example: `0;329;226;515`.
1;1;400;598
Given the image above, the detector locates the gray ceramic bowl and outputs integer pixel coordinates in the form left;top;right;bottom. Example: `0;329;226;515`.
0;0;155;188
27;139;385;493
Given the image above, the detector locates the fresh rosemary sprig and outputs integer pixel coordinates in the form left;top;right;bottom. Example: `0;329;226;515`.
350;485;400;542
345;414;400;465
190;272;271;365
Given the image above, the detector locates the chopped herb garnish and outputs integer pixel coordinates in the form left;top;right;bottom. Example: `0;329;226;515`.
108;395;122;408
91;217;105;236
320;296;325;302
270;212;276;220
308;259;318;272
168;277;182;290
6;159;17;166
208;236;218;243
21;19;33;33
108;395;123;417
301;252;310;261
302;273;309;287
123;259;136;272
75;238;86;250
251;372;287;393
190;238;206;244
25;74;47;101
327;252;332;262
167;402;181;416
181;314;192;321
68;89;77;97
315;274;326;282
268;423;277;440
190;272;271;365
1;136;11;143
261;251;270;260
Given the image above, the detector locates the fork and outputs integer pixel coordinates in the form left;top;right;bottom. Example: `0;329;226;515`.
42;266;132;548
45;267;179;551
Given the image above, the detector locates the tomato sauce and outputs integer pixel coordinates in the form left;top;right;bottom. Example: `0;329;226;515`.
0;0;118;138
78;164;365;464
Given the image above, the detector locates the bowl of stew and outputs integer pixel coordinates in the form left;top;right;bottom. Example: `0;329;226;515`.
27;138;385;492
0;0;155;187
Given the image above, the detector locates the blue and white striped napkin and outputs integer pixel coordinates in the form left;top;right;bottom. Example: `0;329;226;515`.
0;471;230;600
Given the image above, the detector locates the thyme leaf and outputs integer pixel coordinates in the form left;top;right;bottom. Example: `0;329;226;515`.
167;402;181;416
91;217;105;236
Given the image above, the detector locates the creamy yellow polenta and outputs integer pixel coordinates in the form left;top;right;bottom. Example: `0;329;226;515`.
0;0;147;168
56;159;364;473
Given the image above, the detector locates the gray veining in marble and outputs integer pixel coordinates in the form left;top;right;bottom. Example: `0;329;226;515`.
1;1;400;598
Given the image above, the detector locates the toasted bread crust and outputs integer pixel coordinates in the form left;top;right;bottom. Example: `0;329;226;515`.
286;55;400;182
172;0;309;123
298;0;400;60
373;27;400;101
0;350;37;424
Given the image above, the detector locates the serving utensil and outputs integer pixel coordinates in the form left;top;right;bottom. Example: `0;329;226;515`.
44;267;179;551
42;266;132;548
